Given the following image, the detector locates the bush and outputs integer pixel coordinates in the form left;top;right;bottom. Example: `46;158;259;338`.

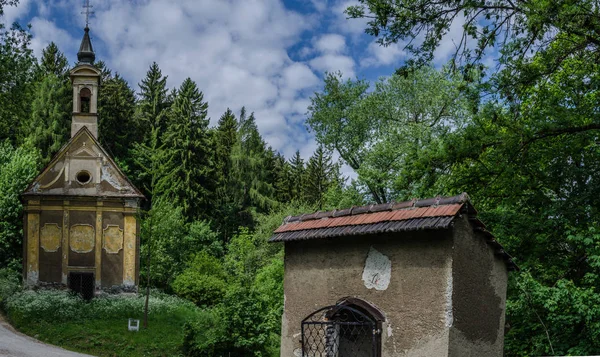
171;252;227;307
0;268;21;309
5;289;198;327
182;308;229;356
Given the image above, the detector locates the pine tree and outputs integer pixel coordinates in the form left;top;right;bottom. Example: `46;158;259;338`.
214;108;238;182
158;78;215;221
137;62;169;141
288;150;305;202
272;152;291;203
304;145;336;209
98;73;137;161
25;74;70;162
230;109;277;226
38;42;69;79
131;62;170;202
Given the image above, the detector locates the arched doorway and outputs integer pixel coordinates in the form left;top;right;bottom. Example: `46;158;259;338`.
301;299;383;357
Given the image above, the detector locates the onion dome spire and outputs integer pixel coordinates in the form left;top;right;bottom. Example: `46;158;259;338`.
77;26;95;64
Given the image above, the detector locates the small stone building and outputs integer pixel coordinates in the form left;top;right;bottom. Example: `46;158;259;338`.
21;27;143;298
271;193;517;357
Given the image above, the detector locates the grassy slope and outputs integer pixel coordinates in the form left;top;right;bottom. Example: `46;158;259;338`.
5;291;201;357
13;311;188;357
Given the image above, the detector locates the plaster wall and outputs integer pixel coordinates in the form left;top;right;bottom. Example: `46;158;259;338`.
23;198;140;291
280;231;454;357
448;215;508;357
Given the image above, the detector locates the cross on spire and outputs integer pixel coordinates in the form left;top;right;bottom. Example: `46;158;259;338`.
81;0;94;28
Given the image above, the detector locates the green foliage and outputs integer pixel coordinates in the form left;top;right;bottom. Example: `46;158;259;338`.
304;145;338;209
99;73;138;161
159;78;215;221
25;73;70;162
140;201;187;289
6;290;201;357
345;0;600;88
288;150;305;202
228;108;278;226
0;22;35;143
172;252;227;307
0;142;39;269
38;42;69;79
308;67;469;203
0;268;20;309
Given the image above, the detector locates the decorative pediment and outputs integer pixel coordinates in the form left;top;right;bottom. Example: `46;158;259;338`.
70;64;101;77
22;127;144;199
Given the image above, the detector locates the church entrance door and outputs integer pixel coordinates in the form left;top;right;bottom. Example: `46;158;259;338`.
301;304;380;357
68;272;95;300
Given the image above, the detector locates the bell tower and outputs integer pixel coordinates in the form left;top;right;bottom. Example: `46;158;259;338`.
70;26;100;138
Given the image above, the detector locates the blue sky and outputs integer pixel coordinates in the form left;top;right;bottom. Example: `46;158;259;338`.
2;0;464;167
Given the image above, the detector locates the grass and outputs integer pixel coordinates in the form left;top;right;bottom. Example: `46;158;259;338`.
5;290;205;357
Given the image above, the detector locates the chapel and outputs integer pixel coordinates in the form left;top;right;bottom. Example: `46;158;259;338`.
21;26;143;299
271;193;517;357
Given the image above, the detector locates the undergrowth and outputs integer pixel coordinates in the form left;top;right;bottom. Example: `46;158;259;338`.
5;289;206;357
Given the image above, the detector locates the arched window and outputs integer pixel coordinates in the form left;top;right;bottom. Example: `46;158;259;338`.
80;87;92;113
301;298;384;357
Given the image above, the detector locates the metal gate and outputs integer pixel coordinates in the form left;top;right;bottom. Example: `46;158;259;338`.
68;272;95;300
301;304;380;357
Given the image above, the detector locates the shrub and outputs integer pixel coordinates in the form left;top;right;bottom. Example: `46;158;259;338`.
172;252;227;307
0;268;21;309
182;308;229;357
5;289;198;327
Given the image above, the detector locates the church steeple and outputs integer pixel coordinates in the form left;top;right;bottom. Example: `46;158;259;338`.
77;26;95;64
69;1;100;138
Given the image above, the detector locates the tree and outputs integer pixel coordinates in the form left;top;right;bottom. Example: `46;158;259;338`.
304;146;337;209
38;42;69;79
158;78;215;221
288;150;305;202
98;73;138;161
25;74;70;163
212;108;240;240
229;108;277;226
307;67;470;203
0;22;35;144
0;142;39;271
137;62;170;143
346;0;600;94
131;62;170;202
271;152;291;204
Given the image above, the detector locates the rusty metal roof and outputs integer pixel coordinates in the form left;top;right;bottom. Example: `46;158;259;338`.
270;193;518;270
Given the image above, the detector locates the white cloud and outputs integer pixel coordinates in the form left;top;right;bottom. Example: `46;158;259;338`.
361;41;406;67
25;0;323;160
1;0;32;26
330;0;369;37
310;54;355;77
29;17;78;59
309;33;355;77
315;33;346;54
23;0;405;164
309;0;328;13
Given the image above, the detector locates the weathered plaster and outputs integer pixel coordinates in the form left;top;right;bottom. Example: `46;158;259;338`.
362;247;392;291
448;215;508;356
26;213;40;286
40;223;61;252
280;232;454;357
69;224;95;253
122;215;137;286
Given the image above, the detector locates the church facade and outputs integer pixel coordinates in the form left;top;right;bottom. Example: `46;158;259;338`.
21;27;143;298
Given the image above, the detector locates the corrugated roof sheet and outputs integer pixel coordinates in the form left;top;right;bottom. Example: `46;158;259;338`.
269;193;518;270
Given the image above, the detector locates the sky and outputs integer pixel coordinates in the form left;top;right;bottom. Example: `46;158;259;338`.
2;0;465;169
